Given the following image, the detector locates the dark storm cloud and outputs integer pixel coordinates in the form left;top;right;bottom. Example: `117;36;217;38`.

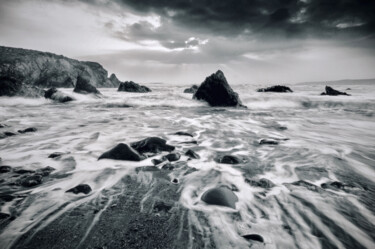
114;0;375;38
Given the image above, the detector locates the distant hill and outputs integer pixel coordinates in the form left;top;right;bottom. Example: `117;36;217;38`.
297;78;375;86
0;46;120;89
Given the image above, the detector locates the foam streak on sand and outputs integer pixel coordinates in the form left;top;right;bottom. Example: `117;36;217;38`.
0;84;375;249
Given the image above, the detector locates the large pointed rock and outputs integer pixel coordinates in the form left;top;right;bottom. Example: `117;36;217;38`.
193;70;244;107
98;143;145;161
201;186;238;209
74;76;101;94
131;137;174;154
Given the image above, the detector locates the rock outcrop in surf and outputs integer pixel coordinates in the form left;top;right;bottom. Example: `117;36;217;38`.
321;86;350;96
193;70;245;107
257;85;293;92
118;81;151;93
184;85;198;94
44;87;75;102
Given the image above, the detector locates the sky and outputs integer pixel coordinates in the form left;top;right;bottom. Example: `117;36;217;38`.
0;0;374;85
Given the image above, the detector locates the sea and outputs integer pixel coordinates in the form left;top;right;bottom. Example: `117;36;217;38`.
0;83;374;249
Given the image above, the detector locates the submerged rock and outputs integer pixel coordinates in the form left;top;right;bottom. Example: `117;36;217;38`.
36;166;55;176
18;127;37;133
0;212;10;219
174;131;193;137
321;181;363;192
66;184;92;194
48;152;65;158
98;143;146;161
44;87;75;102
185;149;200;159
242;234;264;243
287;180;321;192
259;138;279;145
4;131;17;136
246;178;275;189
73;76;101;95
183;85;198;94
162;153;181;162
118;81;151;93
201;186;238;209
295;166;329;181
220;155;242;164
0;194;15;202
321;86;350;96
257;85;293;93
193;70;245;107
131;137;175;154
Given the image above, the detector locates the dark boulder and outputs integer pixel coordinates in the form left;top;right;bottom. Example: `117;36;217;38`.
18;127;37;134
131;137;175;154
14;168;35;174
0;213;10;219
321;86;350;96
174;131;193;137
73;76;101;94
118;81;151;93
44;87;75;102
98;143;146;161
220;155;241;164
185;149;200;159
161;163;175;170
183;85;198;94
201;186;238;209
193;70;245;107
0;194;15;202
66;184;92;194
242;234;264;243
257;85;293;93
162;153;181;162
0;166;12;173
286;180;321;192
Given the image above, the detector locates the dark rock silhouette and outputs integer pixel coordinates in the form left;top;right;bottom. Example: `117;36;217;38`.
321;86;350;96
185;149;200;159
118;81;151;93
193;70;245;107
183;85;198;94
98;143;146;161
131;137;175;154
242;234;264;243
201;186;238;209
48;152;65;158
44;87;75;102
219;155;241;164
19;174;43;187
0;46;118;90
259;138;279;145
73;76;101;95
174;131;193;137
66;184;92;194
257;85;293;92
18;127;37;134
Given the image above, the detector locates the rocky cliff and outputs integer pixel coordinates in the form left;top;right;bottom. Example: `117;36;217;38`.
0;46;120;92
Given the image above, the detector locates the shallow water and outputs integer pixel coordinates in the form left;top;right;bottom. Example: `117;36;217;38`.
0;84;374;248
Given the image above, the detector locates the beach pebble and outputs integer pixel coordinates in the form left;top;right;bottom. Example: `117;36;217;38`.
162;153;181;162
